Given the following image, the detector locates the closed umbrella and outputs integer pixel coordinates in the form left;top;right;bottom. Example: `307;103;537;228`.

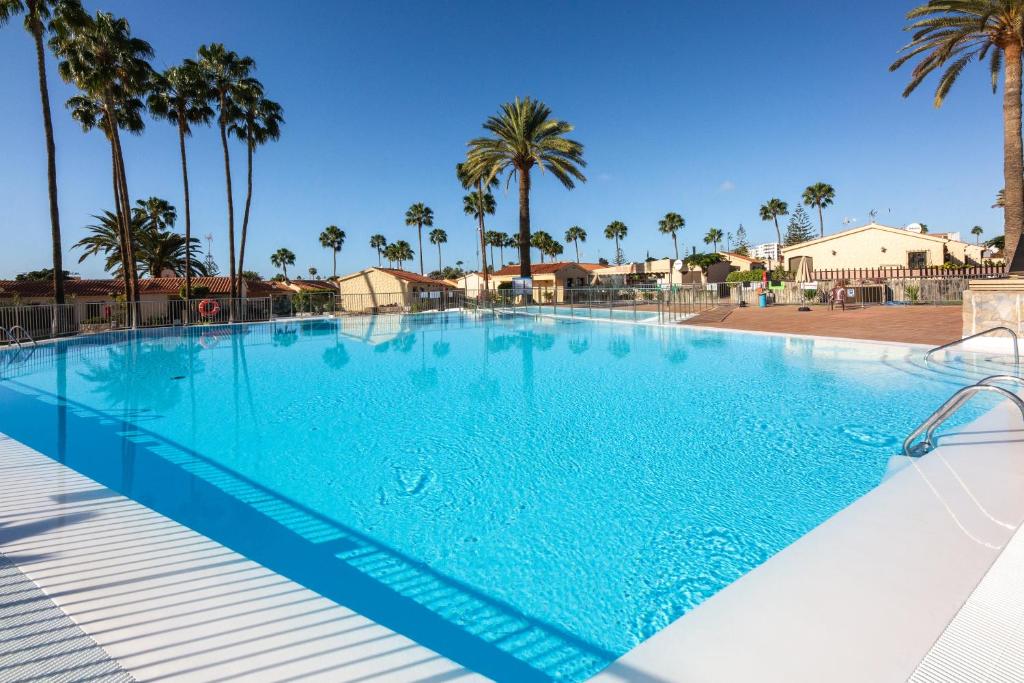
796;257;813;283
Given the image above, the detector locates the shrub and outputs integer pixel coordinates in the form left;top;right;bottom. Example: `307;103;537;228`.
905;283;921;303
726;270;766;283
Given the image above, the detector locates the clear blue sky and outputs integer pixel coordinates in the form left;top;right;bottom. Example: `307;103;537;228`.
0;0;1007;279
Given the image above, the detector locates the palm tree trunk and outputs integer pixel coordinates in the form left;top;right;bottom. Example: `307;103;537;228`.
237;136;254;295
614;236;620;263
1004;42;1024;273
672;234;679;261
773;217;783;270
437;243;442;272
31;17;64;305
574;239;580;262
333;249;337;278
218;105;237;303
518;166;532;278
177;115;193;309
499;244;504;267
476;181;490;294
110;144;129;288
105;92;139;327
376;249;381;267
817;205;824;238
417;222;424;275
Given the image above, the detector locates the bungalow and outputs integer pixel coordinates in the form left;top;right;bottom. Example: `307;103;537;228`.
456;272;490;292
782;222;988;273
0;276;277;307
489;262;600;300
718;252;766;272
335;267;454;313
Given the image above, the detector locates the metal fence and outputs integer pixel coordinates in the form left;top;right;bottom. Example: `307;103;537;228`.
462;286;719;323
722;277;969;306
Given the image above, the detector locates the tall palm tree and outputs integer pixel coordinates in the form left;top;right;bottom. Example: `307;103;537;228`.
658;212;684;260
196;43;255;300
134;197;176;230
759;198;788;245
319;225;345;278
704;227;724;252
65;92;143;288
466;97;586;278
1;0;66;303
429;228;447;272
892;1;1024;272
52;7;153;323
542;238;564;262
604;220;627;264
503;234;518;264
972;225;985;244
404;203;433;275
802;182;835;237
270;247;295;279
458;162;498;286
73;210;137;275
370;234;387;266
147;63;212;301
531;230;554;263
230;80;283;292
565;226;587;262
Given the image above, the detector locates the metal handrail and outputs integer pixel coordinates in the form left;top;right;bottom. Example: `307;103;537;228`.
903;380;1024;457
925;326;1019;366
0;327;22;349
7;326;37;347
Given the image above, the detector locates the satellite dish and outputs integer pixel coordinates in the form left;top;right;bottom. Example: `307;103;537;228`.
906;222;923;233
673;260;684;272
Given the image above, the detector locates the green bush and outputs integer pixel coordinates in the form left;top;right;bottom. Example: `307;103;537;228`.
180;284;211;300
726;270;767;283
905;283;921;303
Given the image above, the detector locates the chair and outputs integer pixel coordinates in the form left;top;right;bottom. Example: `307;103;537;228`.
829;286;847;311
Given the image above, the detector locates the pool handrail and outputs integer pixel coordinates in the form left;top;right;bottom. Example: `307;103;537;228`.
903;377;1024;457
8;326;37;347
925;326;1019;367
0;326;23;349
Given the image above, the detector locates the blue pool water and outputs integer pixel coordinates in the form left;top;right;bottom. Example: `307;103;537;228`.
0;312;998;680
514;304;659;321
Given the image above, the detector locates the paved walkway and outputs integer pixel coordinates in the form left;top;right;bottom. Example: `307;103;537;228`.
683;304;963;345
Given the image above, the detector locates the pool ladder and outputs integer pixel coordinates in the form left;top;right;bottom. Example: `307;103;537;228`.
0;326;37;349
926;326;1019;367
903;375;1024;457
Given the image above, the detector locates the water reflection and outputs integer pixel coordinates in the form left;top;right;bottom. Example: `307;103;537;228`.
568;337;590;354
79;339;204;412
322;343;350;369
608;337;631;359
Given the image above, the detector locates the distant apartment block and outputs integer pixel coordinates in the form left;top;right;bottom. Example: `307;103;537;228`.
751;242;781;262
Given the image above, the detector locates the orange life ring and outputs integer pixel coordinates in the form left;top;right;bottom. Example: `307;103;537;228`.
198;299;221;317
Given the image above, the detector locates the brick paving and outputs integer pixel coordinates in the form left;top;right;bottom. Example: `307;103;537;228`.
683;304;963;345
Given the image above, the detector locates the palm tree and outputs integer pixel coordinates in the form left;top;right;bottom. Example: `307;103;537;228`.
392;240;414;271
892;2;1024;272
466;97;586;278
270;247;295;279
972;225;985;244
65;92;143;289
658;212;684;260
704;227;724;252
1;0;66;303
564;226;587;262
382;243;397;268
135;197;176;230
504;234;519;264
759;198;789;246
196;43;255;300
429;228;448;272
229;80;283;292
531;231;554;263
52;7;153;323
802;182;835;237
370;234;387;266
484;230;503;269
542;238;564;262
404;202;433;275
73;210;136;275
147;62;212;301
994;189;1006;209
319;225;345;278
604;221;627;264
136;228;205;277
457;161;498;292
308;266;317;279
492;231;510;266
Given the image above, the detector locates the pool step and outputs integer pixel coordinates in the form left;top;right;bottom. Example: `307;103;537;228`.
681;305;736;325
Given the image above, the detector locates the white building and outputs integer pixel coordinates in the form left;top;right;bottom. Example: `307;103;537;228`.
751;242;781;262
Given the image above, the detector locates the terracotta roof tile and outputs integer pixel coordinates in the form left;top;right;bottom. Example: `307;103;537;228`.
373;268;453;286
491;262;597;276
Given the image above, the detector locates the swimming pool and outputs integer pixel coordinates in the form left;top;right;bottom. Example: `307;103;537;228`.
510;304;661;322
0;312;998;681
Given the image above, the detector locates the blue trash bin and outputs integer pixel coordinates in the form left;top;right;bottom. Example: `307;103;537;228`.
758;293;767;308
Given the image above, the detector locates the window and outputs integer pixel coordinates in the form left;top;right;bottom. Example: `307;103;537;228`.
907;251;928;269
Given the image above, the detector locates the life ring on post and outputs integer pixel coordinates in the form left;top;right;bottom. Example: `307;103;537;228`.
198;299;221;318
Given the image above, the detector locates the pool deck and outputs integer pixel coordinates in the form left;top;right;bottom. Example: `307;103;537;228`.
0;433;482;683
596;400;1024;682
683;304;963;345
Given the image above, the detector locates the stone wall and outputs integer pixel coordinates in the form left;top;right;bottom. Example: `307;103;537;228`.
961;281;1024;354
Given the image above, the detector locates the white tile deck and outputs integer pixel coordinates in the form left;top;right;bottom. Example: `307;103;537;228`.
595;401;1024;682
0;434;484;683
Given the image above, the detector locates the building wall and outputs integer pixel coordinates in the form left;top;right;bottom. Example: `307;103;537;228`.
783;228;948;271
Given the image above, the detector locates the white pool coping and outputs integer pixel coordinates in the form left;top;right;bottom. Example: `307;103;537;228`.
0;433;483;683
594;399;1024;682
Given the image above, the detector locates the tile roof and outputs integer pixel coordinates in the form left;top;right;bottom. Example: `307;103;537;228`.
719;251;764;263
372;268;454;286
491;262;596;276
0;277;280;298
284;279;339;292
